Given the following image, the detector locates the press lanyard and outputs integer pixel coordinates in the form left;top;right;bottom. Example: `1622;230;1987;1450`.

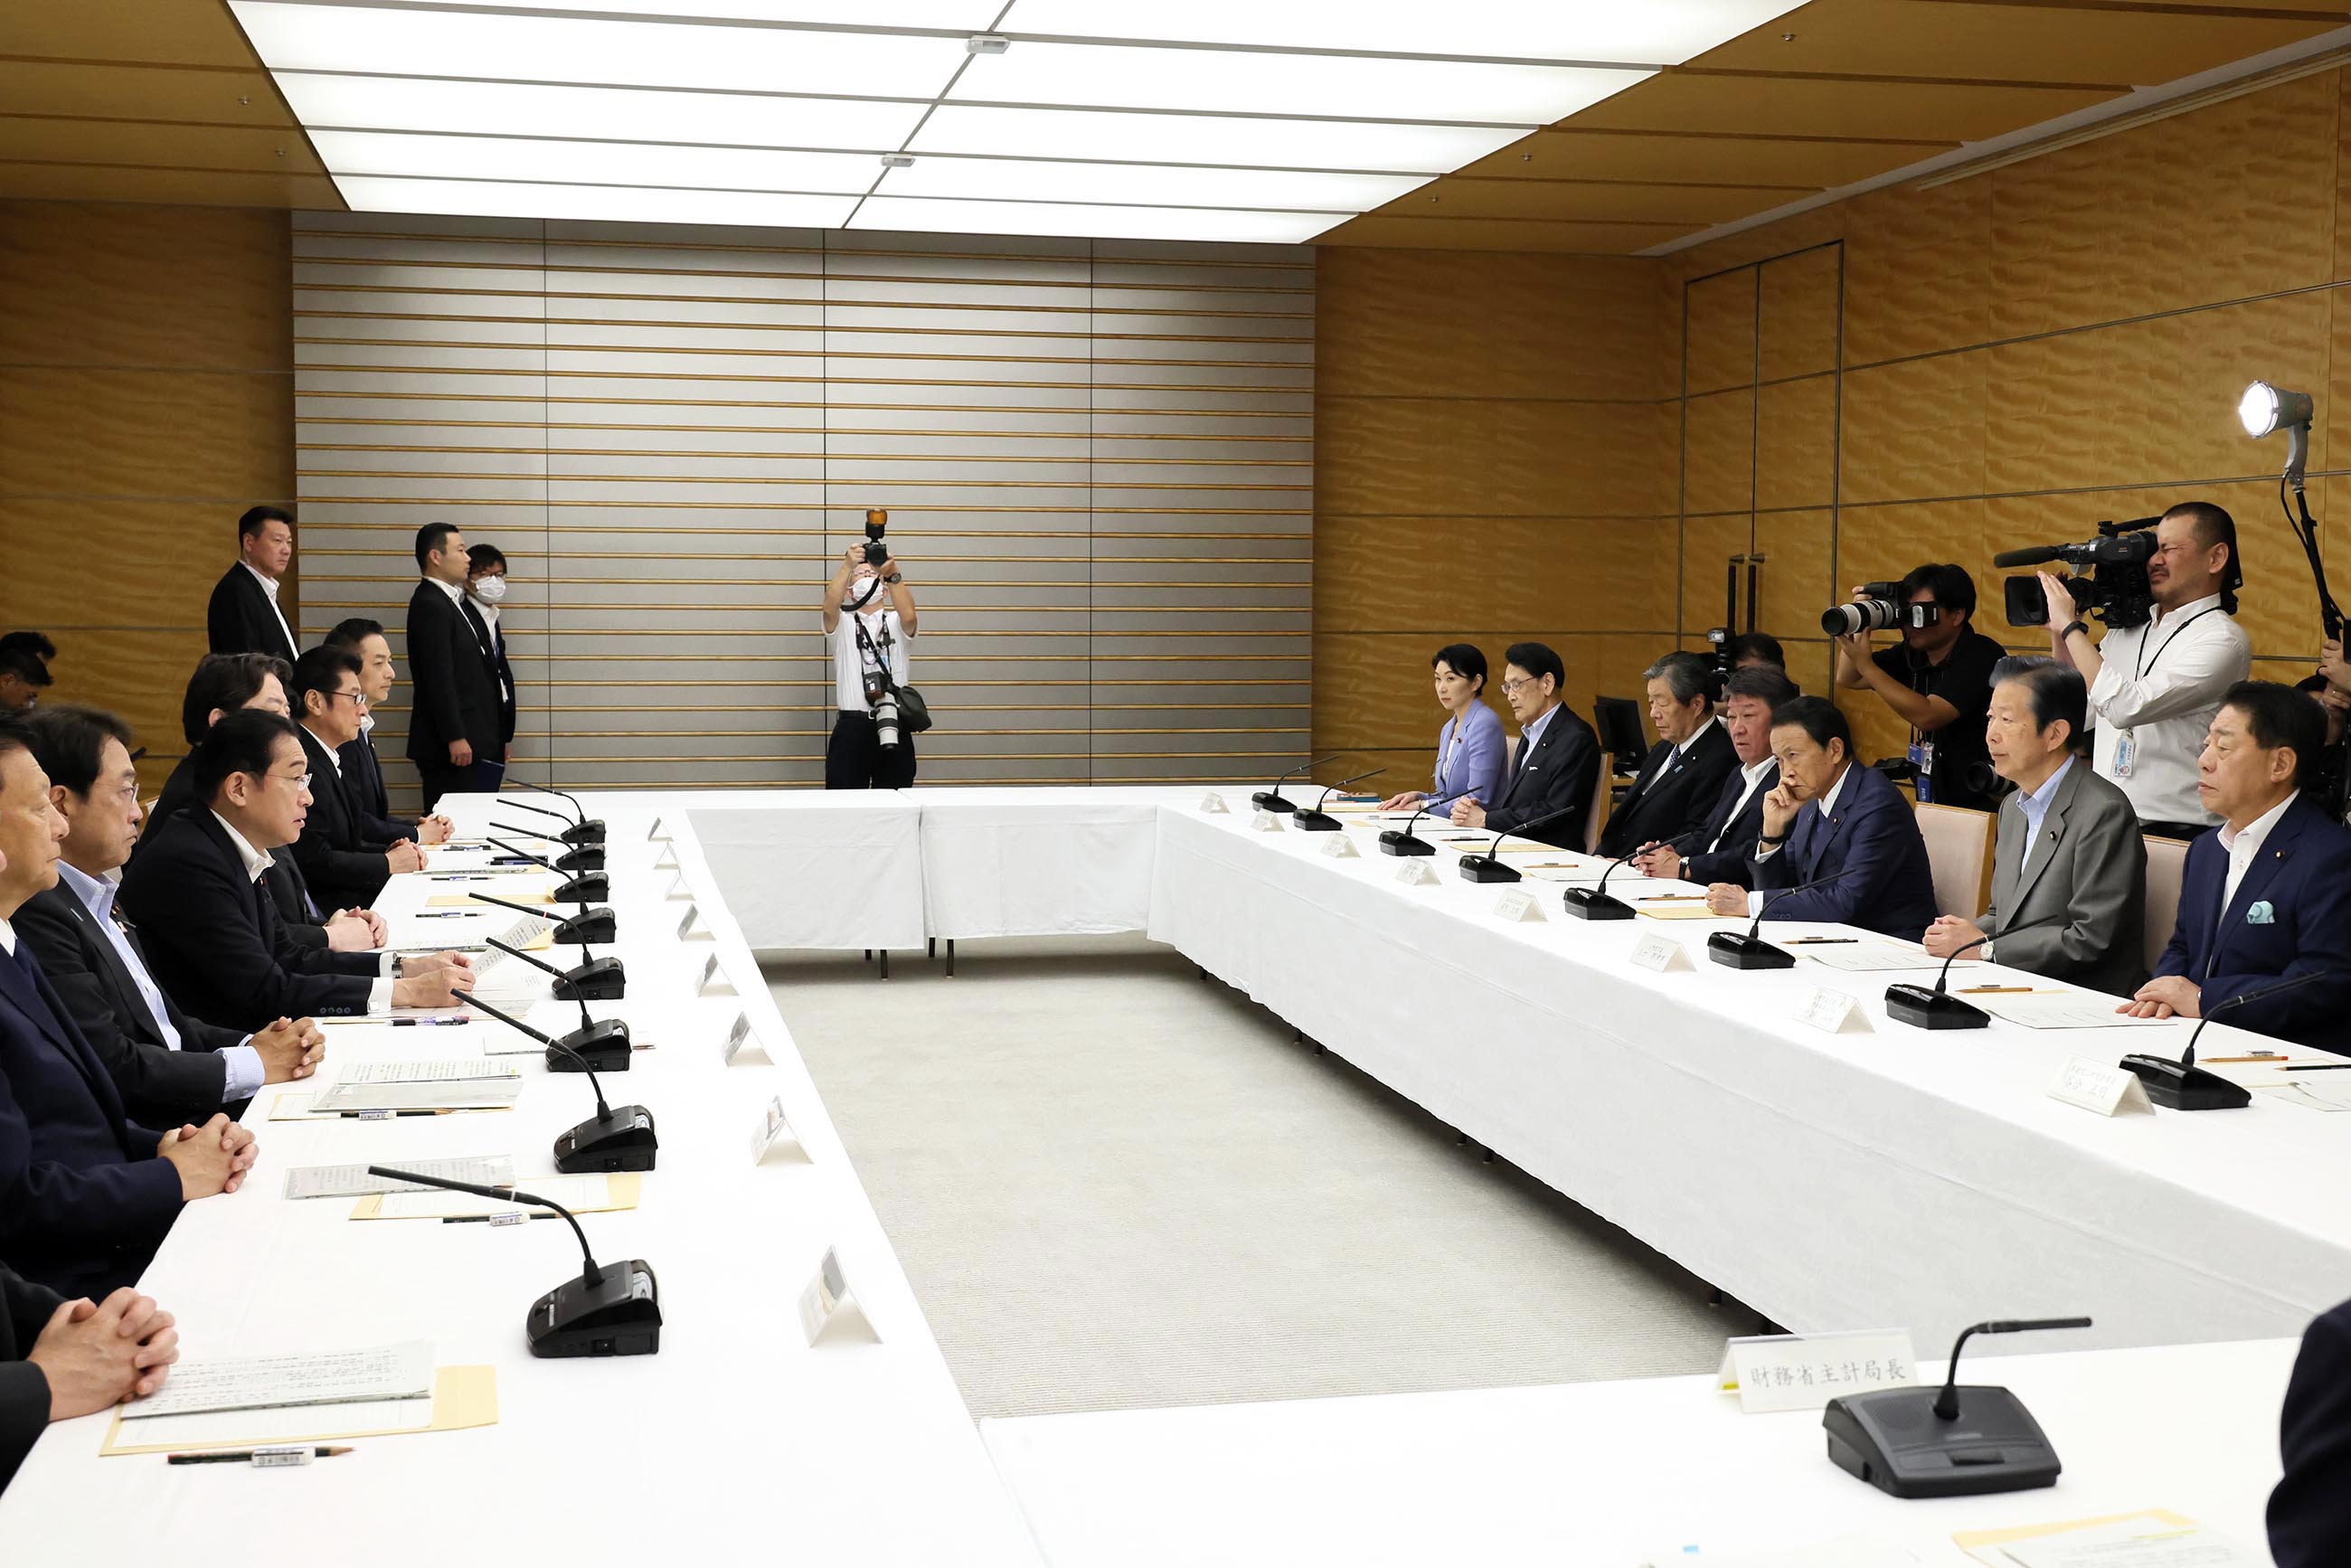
2135;608;2218;680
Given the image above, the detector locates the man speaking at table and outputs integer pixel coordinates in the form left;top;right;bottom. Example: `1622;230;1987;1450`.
1704;696;1938;938
1449;643;1601;849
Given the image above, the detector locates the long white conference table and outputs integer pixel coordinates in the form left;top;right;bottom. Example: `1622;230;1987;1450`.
0;784;2334;1565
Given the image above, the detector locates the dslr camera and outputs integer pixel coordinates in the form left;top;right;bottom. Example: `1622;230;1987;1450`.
1821;583;1936;638
862;507;891;568
1995;517;2157;631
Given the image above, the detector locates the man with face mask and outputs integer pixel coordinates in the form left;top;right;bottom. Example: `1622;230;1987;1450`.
466;544;516;786
820;544;921;789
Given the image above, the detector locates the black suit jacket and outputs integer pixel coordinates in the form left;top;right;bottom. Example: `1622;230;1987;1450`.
340;732;416;841
117;808;377;1030
1485;705;1603;848
1672;760;1780;887
0;1261;65;1492
2272;1295;2351;1566
145;760;329;949
484;609;517;746
14;883;240;1128
405;581;504;766
291;726;391;911
204;564;297;663
1598;721;1739;858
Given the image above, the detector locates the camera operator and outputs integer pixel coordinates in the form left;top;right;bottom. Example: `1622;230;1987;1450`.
1829;563;2006;809
821;543;919;790
2041;501;2249;838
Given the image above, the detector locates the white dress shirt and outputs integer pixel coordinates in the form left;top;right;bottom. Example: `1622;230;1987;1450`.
2087;593;2252;826
2218;789;2298;914
0;917;14;958
57;860;265;1099
241;559;299;656
211;810;398;1009
1708;757;1775;853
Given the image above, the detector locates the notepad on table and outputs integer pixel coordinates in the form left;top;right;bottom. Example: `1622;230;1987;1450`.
309;1061;524;1114
352;1172;638;1221
1799;942;1971;974
429;890;554;908
286;1156;515;1200
1635;898;1720;921
1973;994;2181;1030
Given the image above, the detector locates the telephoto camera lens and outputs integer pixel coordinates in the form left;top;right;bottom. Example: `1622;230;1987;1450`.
1820;598;1905;637
872;689;902;750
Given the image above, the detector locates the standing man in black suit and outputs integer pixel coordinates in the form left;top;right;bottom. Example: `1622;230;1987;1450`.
1449;642;1603;849
204;505;298;663
17;705;321;1127
405;524;504;813
467;543;518;789
1635;665;1798;886
1598;650;1740;857
323;618;452;846
0;1263;179;1490
289;646;423;911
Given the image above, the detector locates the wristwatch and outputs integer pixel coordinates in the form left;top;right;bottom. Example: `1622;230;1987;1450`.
1758;830;1788;847
883;571;903;584
2060;619;2090;641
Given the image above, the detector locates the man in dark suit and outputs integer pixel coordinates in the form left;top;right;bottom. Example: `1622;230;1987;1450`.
0;720;251;1299
467;543;518;789
1599;650;1739;857
2120;681;2351;1050
119;713;474;1031
2271;1294;2351;1565
406;523;505;812
289;646;424;911
0;1264;180;1490
203;505;298;663
18;705;322;1127
1704;695;1940;939
1449;642;1602;850
1635;665;1796;887
324;618;452;845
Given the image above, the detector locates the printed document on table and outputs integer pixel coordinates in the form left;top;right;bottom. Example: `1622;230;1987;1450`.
336;1059;522;1085
364;1174;617;1220
285;1157;515;1200
118;1341;433;1422
1798;941;1969;973
310;1076;524;1113
1974;994;2185;1030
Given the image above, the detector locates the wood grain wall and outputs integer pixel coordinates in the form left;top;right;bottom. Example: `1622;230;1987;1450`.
0;200;296;789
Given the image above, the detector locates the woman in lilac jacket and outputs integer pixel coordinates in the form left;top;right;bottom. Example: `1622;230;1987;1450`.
1377;643;1505;818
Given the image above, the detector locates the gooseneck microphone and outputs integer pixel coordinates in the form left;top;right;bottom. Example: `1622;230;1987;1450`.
490;820;604;874
1252;754;1339;816
1562;855;1638;921
471;890;618;947
456;986;632;1074
486;933;626;1004
1294;767;1386;831
1455;803;1586;884
487;836;609;906
1705;868;1853;969
366;1165;660;1358
505;776;606;845
451;992;655;1173
1822;1316;2091;1498
2121;968;2340;1110
1884;909;2066;1030
1377;805;1441;858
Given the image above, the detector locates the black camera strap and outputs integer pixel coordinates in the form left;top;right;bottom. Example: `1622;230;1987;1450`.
2133;606;2221;680
852;612;898;696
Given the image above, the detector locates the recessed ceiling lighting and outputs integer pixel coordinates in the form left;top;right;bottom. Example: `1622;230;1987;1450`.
854;194;1341;243
389;0;1002;23
311;128;882;194
910;103;1515;173
335;174;860;228
877;156;1421;211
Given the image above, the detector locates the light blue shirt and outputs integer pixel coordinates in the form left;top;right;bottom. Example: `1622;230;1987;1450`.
2013;755;2073;875
1517;701;1560;760
57;860;264;1100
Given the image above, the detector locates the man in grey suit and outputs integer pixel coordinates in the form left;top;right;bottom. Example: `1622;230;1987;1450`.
1922;657;2146;995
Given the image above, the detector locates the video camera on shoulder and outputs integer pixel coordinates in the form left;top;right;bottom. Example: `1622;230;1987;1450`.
1994;516;2158;630
1820;583;1934;637
863;507;890;568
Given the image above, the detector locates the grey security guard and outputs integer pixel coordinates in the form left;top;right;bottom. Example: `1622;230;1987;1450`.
821;539;921;789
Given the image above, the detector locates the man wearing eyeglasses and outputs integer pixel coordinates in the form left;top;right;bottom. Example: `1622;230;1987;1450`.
288;646;426;912
119;712;472;1031
1831;562;2007;810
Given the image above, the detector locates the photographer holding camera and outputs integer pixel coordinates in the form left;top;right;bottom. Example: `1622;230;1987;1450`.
2041;501;2249;838
1828;563;2007;809
821;514;921;790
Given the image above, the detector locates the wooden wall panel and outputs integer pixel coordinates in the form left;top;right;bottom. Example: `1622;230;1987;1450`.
1754;374;1836;514
1759;248;1841;383
1316;516;1671;635
1685;269;1759;396
1840;181;1989;368
0;201;291;369
1317;396;1672;518
1838;350;1988;505
1683;390;1755;516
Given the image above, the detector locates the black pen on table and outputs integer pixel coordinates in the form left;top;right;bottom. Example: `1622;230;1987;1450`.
167;1446;354;1465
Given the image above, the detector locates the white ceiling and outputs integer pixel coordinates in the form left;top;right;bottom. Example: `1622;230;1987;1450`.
230;0;1808;244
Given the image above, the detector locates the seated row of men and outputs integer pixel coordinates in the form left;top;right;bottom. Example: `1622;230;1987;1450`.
0;623;486;1482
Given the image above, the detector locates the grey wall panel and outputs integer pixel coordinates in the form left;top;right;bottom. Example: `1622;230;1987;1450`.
294;213;1310;798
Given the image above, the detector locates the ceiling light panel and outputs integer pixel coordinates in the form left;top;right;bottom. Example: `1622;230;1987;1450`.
230;3;965;98
853;194;1340;244
998;0;1805;66
909;104;1514;172
311;129;880;194
389;0;1004;24
335;175;860;228
952;40;1649;124
277;74;928;151
879;156;1420;210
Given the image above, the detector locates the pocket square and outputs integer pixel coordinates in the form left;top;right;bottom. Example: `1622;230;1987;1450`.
2247;900;2276;925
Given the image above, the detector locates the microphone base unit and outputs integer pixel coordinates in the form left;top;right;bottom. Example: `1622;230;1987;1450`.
1884;985;1989;1030
553;1104;658;1172
1561;889;1636;921
2117;1055;2252;1111
549;1018;633;1072
552;957;628;1003
1822;1385;2061;1498
1376;830;1435;856
552;907;618;945
558;820;606;846
1707;932;1794;969
553;845;607;874
1291;810;1343;832
555;872;611;903
1455;855;1521;883
1250;790;1298;814
528;1260;662;1358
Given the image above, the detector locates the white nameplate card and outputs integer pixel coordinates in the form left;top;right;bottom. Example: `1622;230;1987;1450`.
751;1095;796;1165
1250;809;1284;833
798;1248;871;1346
666;874;692;901
1719;1328;1917;1414
696;953;734;997
1198;792;1228;815
1394;859;1439;886
1797;987;1871;1034
677;903;707;940
2047;1055;2155;1117
646;816;669;843
653;843;680;871
1318;835;1359;859
721;1011;755;1066
1492;887;1545;923
1629;933;1693;972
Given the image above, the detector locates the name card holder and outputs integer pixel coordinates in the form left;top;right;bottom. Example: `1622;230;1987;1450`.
1199;792;1229;815
646;816;669;843
721;1010;756;1066
798;1248;872;1346
1629;933;1693;972
1719;1328;1918;1414
1250;809;1284;833
1492;887;1545;923
1394;859;1439;886
653;843;680;871
1318;835;1359;860
665;874;693;902
751;1094;798;1166
677;903;708;940
1797;987;1871;1034
696;953;734;997
2047;1055;2156;1116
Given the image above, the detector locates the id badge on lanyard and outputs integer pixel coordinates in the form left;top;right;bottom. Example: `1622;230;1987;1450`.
1908;736;1935;802
2111;729;2136;778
